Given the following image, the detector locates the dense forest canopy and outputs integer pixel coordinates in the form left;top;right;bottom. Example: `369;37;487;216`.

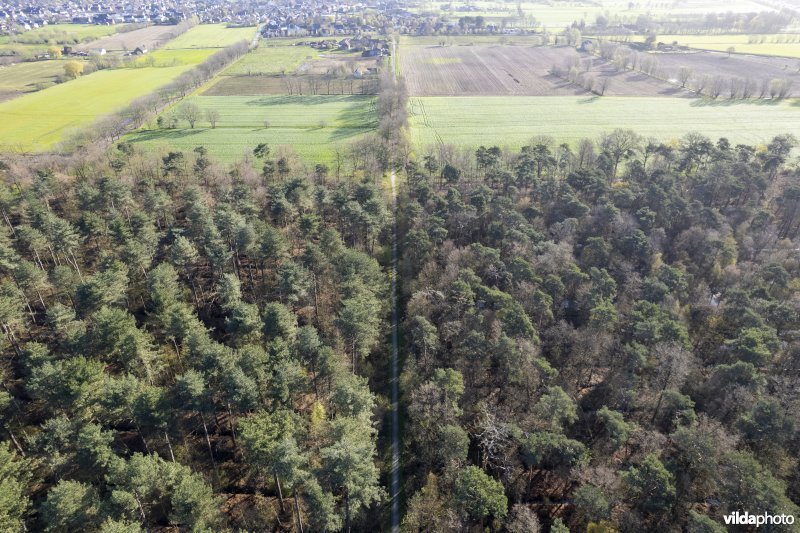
0;146;392;532
399;131;800;532
0;125;799;532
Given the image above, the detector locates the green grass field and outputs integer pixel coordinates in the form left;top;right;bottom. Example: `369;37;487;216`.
0;65;192;151
124;95;376;164
0;43;49;58
133;48;218;67
0;24;120;45
654;34;800;58
163;24;257;49
223;42;321;75
0;60;77;96
410;96;800;150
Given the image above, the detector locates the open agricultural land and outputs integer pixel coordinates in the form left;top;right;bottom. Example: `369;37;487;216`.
1;23;120;45
399;41;686;96
638;48;800;97
0;23;256;151
659;34;800;58
409;0;777;28
133;48;218;67
205;38;382;96
0;59;80;101
0;24;122;58
0;65;192;151
617;33;800;58
400;35;800;152
74;24;179;52
223;38;322;75
161;24;257;49
124;94;376;165
410;95;800;150
121;37;381;165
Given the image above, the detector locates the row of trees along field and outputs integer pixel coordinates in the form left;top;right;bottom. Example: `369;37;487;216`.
0;137;396;531
593;10;793;34
59;40;249;150
399;131;800;531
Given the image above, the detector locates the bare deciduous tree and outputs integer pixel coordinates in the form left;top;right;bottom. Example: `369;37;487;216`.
650;343;693;423
678;67;692;88
594;76;610;96
709;75;725;98
205;109;220;128
728;77;743;99
178;102;201;128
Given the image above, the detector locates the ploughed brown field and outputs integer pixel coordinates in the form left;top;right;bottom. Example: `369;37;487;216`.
400;43;689;97
401;44;581;96
401;42;800;98
75;25;179;52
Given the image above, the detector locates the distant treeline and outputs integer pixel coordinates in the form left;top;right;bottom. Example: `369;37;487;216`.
591;9;794;34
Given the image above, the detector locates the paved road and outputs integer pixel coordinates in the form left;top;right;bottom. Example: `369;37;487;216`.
389;37;400;533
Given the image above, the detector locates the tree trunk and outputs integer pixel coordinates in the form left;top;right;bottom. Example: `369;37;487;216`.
274;471;286;513
1;209;15;237
32;249;46;272
68;250;84;281
132;491;148;523
312;274;319;321
345;488;351;533
199;411;216;467
227;402;238;451
7;428;24;457
293;487;304;533
136;423;149;453
171;337;184;370
164;431;175;462
35;289;46;312
651;389;665;425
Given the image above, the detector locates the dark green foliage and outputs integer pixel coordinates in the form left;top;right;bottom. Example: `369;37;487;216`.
0;443;30;532
2;129;799;532
0;147;391;532
453;465;508;522
399;132;799;532
521;431;590;470
622;454;676;513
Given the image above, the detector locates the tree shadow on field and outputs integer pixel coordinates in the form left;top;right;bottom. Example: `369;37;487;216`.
127;128;206;142
659;86;686;95
690;97;783;107
329;98;378;141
